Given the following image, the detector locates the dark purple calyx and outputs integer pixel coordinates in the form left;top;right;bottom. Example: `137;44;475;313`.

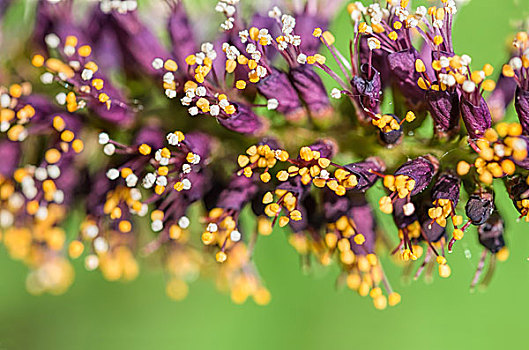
460;95;492;140
425;88;460;138
465;191;494;226
216;175;258;212
289;65;331;118
477;212;505;253
394;155;439;196
515;87;529;135
432;171;461;205
387;48;425;107
257;67;304;119
343;156;385;192
418;205;445;243
350;64;382;115
218;103;265;135
378;114;403;147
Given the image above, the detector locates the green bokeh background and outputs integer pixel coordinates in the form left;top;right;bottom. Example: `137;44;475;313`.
2;0;529;349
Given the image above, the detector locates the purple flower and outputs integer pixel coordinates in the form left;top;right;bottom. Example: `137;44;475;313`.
104;7;170;77
257;67;304;120
465;191;494;226
216;175;259;212
477;212;505;254
218;103;266;135
343;157;385;192
460;95;492;140
289;65;332;120
431;172;461;206
350;64;382;118
394;155;439;196
425;88;460;138
387;49;425;108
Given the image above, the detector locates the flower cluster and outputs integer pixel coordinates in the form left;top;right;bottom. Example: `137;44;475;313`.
0;0;528;309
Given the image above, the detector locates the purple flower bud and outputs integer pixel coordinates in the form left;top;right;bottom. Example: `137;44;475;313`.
420;214;445;243
489;73;517;122
394;155;439;196
431;172;461;206
218;103;266;135
343;156;385;192
289;65;331;119
167;0;197;69
478;212;505;253
257;67;304;120
460;95;492;140
465;191;494;226
378;114;403;147
0;139;20;177
216;175;258;212
350;64;382;118
387;48;425;108
425;88;460;138
515;87;529;135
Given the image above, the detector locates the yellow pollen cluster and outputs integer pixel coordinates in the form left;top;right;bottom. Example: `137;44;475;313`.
458;124;525;185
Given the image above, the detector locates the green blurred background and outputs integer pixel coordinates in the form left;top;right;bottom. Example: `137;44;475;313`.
2;0;529;349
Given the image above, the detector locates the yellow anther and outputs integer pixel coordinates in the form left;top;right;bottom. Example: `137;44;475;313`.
138;144;152;155
235;80;247;89
45;148;61;164
415;59;426;73
436;256;447;265
68;240;84;259
439;264;451;278
31;54;45;67
457;161;470;176
452;228;464;240
312;28;322;37
65;35;78;47
482;79;496;92
119;220;132;233
78;45;92;57
278;216;290;227
322;31;335;45
260;172;271;183
164;59;178;72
